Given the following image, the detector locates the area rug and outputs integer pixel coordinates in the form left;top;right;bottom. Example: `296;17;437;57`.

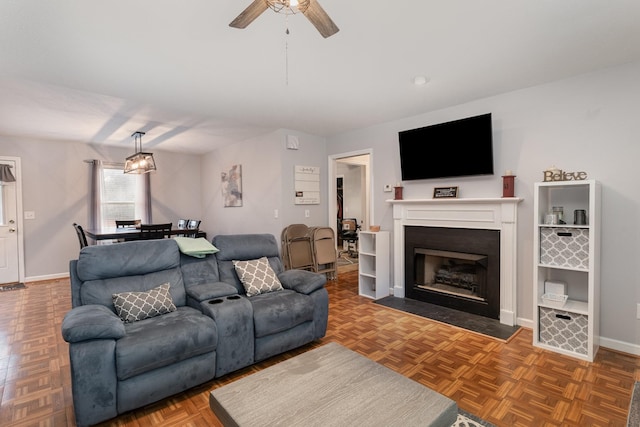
337;253;358;274
455;409;495;427
0;282;26;292
337;253;358;266
375;296;521;342
628;381;640;426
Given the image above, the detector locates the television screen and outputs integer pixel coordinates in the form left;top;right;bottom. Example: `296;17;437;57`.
398;113;494;181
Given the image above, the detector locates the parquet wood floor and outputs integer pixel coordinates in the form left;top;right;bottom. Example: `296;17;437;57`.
1;271;638;426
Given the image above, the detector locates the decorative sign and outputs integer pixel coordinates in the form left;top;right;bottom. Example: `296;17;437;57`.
543;168;587;182
294;165;320;205
433;186;458;198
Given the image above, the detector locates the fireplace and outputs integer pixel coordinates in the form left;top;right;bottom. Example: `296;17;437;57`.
390;197;522;326
405;226;500;319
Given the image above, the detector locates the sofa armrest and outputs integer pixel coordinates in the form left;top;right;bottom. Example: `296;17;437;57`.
186;281;239;302
278;269;326;295
61;305;126;343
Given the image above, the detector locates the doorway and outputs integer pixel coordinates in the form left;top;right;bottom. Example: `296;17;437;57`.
0;156;24;285
328;150;372;262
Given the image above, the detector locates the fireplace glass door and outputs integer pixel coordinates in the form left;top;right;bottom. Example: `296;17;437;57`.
415;249;487;302
405;226;500;319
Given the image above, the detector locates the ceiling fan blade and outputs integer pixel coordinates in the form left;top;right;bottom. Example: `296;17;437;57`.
229;0;269;29
302;0;339;38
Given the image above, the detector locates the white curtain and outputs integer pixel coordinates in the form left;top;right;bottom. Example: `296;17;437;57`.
136;173;152;223
0;164;16;183
89;160;102;230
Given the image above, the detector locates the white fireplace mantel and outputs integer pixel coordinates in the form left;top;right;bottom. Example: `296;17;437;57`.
388;197;523;326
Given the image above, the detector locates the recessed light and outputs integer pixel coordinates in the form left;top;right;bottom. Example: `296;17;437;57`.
413;76;429;86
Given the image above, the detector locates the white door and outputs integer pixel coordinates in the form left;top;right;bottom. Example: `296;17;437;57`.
0;159;20;285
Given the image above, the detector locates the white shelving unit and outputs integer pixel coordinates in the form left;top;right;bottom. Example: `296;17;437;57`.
358;231;390;300
533;179;601;361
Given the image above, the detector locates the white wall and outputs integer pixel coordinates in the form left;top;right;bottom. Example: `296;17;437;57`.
326;60;640;352
0;136;203;280
279;129;329;229
200;129;328;242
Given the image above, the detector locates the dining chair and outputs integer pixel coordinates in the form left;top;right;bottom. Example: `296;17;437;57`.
116;219;141;228
115;219;141;242
73;223;88;249
186;219;201;238
176;219;189;237
139;223;172;240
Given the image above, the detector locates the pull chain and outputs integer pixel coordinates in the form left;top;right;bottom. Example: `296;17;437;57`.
285;15;290;86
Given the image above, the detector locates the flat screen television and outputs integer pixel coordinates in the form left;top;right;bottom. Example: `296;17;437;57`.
398;113;494;181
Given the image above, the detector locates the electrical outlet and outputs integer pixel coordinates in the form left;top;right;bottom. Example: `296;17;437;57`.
383;184;393;192
24;211;35;219
305;210;310;218
274;209;278;218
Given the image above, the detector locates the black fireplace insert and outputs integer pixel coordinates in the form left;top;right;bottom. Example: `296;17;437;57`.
405;226;500;319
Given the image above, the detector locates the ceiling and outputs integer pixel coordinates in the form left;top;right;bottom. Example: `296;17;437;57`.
1;1;640;155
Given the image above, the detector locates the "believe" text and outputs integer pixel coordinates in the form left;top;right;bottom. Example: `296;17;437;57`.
543;169;587;182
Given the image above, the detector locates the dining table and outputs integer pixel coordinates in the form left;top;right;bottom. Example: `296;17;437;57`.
84;227;206;241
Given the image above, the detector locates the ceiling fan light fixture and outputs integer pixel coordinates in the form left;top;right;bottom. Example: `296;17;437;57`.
124;131;156;174
230;0;339;38
266;0;310;15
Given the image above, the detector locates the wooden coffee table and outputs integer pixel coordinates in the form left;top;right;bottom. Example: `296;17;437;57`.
210;342;457;427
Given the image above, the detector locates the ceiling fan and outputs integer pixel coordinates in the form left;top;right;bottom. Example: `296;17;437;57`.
230;0;339;38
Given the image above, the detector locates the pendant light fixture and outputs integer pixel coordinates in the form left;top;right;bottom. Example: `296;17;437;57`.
124;131;156;174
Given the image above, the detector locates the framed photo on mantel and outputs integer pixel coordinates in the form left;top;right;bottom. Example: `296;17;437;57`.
433;186;458;199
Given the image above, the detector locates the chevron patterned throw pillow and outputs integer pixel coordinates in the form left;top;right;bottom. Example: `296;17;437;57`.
233;257;284;297
112;283;177;323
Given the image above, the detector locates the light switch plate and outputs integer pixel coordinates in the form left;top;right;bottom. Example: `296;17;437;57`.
24;211;35;219
383;184;393;192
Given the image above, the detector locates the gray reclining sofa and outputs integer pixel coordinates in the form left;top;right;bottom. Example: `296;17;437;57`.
62;233;329;426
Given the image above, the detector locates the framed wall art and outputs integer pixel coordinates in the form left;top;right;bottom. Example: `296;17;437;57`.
221;164;243;207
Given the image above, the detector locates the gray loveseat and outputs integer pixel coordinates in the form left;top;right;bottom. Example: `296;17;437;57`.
62;233;328;426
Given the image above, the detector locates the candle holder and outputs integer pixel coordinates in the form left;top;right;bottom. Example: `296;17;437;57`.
502;173;515;198
394;186;403;200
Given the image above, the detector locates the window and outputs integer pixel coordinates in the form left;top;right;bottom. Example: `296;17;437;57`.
100;165;138;228
89;160;150;231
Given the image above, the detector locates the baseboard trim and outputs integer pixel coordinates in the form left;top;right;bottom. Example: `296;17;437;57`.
25;272;69;283
599;336;640;356
516;317;533;329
